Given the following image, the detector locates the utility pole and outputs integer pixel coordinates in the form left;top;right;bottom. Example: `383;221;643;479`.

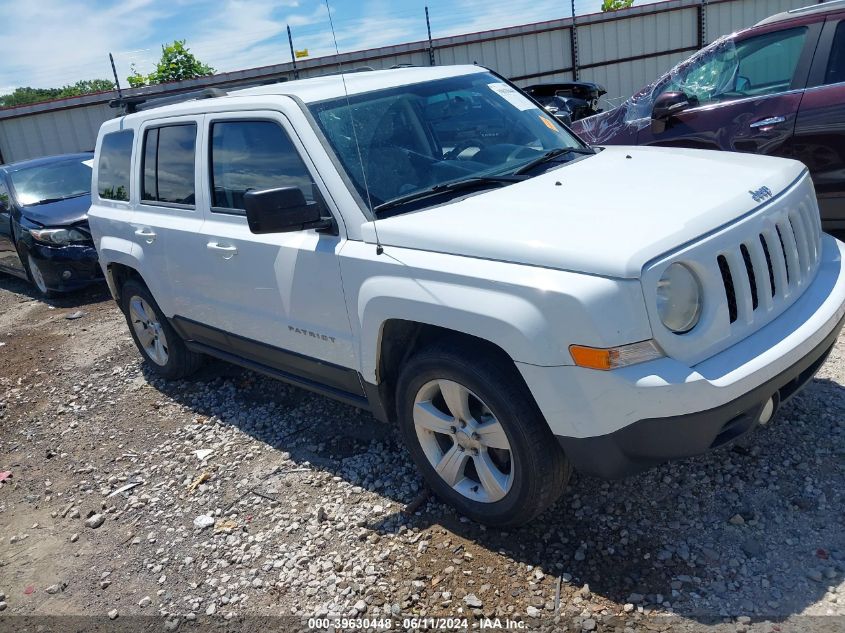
425;6;436;66
287;25;300;80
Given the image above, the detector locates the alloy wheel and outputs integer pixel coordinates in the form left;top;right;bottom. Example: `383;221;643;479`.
413;379;514;503
27;255;49;295
128;296;169;366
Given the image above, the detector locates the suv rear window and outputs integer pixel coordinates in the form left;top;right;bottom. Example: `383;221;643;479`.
98;130;134;202
142;124;197;206
209;120;315;213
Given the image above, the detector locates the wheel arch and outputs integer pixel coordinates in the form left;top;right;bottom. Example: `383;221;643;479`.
371;318;538;425
105;260;146;307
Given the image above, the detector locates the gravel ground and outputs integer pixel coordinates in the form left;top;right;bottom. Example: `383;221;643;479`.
0;273;843;633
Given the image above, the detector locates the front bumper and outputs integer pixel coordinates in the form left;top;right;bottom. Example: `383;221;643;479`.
557;315;841;478
27;241;104;292
518;234;845;478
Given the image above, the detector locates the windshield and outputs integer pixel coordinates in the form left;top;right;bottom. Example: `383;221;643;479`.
309;72;586;214
9;157;92;206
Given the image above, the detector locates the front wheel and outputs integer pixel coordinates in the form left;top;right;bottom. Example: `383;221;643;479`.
24;253;57;298
120;279;204;379
396;341;571;527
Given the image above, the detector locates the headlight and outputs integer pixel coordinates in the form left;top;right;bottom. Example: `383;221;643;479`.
28;227;89;245
657;263;701;333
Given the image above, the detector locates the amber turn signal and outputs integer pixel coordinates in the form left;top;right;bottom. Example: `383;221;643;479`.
569;340;663;370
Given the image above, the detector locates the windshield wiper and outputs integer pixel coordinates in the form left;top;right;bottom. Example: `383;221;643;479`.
28;192;87;206
373;176;523;214
513;146;596;176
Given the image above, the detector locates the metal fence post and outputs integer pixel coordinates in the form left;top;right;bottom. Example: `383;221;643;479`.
570;0;580;80
698;0;708;48
287;25;300;80
425;6;436;66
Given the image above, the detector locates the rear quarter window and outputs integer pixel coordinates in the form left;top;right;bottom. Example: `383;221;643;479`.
97;130;134;202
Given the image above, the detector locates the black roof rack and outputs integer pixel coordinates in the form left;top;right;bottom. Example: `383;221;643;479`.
109;87;227;114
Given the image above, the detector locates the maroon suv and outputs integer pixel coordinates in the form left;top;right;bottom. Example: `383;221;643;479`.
572;1;845;229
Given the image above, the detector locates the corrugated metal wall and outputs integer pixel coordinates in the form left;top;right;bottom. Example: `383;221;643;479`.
705;0;814;43
0;0;815;164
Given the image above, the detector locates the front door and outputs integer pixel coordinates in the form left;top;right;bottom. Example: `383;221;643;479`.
177;113;358;392
637;24;820;158
0;178;25;276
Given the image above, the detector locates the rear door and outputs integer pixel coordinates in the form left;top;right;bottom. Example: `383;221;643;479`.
131;117;203;318
0;176;24;275
790;13;845;229
636;23;821;156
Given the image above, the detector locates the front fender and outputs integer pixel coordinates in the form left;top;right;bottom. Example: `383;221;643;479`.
340;243;652;382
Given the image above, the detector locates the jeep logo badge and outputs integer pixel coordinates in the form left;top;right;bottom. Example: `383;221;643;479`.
749;186;773;203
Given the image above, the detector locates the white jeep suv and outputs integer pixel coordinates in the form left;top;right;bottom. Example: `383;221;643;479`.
89;66;845;527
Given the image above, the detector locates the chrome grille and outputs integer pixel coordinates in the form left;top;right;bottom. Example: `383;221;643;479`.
716;197;821;326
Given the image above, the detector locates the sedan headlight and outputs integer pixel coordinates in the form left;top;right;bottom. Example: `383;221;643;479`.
28;227;90;245
656;263;701;333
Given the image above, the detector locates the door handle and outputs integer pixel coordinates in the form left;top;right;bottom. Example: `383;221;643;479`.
206;242;238;259
750;116;786;129
134;228;156;244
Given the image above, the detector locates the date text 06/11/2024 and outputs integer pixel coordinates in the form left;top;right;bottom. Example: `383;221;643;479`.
307;617;527;629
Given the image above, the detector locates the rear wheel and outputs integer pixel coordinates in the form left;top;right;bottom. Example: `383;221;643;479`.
120;279;203;379
396;341;571;527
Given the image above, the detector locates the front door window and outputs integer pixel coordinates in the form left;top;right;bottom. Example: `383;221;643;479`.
657;27;808;107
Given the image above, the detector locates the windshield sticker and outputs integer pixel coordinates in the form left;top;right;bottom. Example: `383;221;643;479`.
539;116;559;132
488;83;535;111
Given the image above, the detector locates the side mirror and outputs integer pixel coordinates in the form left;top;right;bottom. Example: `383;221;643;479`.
244;187;333;234
652;92;691;121
651;92;691;133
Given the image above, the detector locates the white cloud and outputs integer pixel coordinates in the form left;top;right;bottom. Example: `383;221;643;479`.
0;0;165;88
0;0;661;91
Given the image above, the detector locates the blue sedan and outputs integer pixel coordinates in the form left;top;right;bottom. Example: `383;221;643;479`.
0;152;103;297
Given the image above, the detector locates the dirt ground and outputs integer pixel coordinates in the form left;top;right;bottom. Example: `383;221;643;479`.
0;272;843;633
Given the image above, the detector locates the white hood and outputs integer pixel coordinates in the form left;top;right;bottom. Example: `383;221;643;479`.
361;146;807;278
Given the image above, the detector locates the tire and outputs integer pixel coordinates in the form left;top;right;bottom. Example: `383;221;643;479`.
22;251;58;298
396;340;571;527
120;279;204;379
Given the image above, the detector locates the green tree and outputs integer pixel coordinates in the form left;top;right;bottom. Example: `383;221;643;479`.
0;79;116;108
602;0;634;11
127;40;215;87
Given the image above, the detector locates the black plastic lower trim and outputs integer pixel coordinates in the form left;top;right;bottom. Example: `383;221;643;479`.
171;316;370;410
557;313;845;479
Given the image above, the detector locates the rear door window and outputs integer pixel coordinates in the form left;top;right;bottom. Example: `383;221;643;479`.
142;124;197;206
825;21;845;85
209;120;316;213
0;180;10;209
97;130;134;202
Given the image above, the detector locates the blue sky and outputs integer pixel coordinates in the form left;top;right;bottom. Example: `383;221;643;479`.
0;0;661;93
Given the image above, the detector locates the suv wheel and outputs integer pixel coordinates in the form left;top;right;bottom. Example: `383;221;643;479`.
120;279;203;379
396;341;571;527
